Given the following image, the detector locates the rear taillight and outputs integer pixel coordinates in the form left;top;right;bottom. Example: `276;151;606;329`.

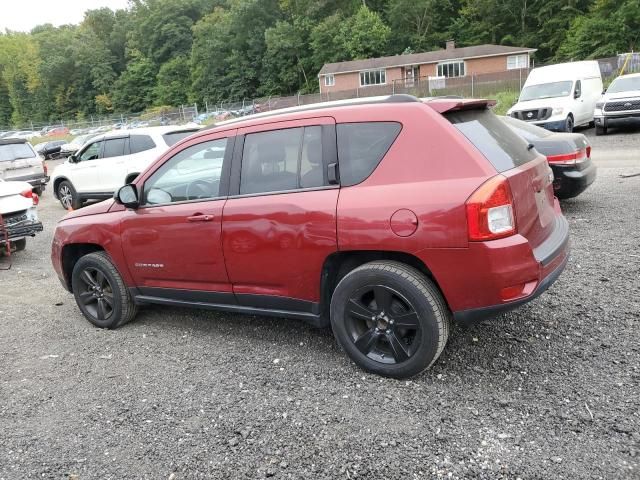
20;189;39;206
546;148;589;165
466;176;516;241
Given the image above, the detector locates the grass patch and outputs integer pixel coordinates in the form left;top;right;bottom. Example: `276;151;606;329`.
30;134;73;146
490;91;520;116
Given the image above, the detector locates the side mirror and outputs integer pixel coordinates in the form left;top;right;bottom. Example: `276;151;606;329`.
68;154;77;163
115;184;139;209
602;88;607;94
574;89;581;99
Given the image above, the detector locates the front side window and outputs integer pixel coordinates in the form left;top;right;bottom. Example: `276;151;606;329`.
437;61;465;78
102;138;127;159
360;69;386;86
324;74;335;87
240;126;324;195
143;138;227;205
337;122;402;187
507;54;529;70
78;141;102;162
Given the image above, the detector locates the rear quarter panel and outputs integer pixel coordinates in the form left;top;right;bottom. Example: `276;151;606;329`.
334;103;495;253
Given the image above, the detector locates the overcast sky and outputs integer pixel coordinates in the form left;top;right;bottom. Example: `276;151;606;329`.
0;0;130;32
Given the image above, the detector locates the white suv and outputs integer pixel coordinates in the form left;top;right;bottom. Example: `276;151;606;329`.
51;126;199;209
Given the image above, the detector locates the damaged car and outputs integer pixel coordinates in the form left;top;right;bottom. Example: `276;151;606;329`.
0;179;43;254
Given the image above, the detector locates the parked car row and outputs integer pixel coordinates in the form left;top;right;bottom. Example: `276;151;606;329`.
52;94;572;379
507;61;640;136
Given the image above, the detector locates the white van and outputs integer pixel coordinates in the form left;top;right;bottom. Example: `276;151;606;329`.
507;61;603;132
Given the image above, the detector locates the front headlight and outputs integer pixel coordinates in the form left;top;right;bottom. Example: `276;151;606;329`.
552;107;564;116
595;102;604;109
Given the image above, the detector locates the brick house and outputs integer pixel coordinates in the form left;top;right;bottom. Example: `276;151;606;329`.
318;41;536;93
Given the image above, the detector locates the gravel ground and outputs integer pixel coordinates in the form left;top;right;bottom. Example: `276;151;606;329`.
1;126;639;479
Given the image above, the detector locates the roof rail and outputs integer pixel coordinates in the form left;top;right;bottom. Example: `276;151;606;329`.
204;94;421;130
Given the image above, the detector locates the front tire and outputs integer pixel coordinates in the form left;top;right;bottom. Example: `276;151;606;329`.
564;115;574;133
71;251;138;329
57;180;82;210
330;261;450;379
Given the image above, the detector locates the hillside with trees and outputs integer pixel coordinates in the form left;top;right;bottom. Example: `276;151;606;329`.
0;0;637;126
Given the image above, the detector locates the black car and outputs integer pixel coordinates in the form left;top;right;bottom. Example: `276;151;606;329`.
34;140;66;160
501;116;596;199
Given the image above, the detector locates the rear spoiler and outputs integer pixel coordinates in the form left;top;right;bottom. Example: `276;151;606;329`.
423;98;496;114
0;138;28;145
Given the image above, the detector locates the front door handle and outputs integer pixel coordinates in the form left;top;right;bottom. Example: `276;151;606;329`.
187;214;214;222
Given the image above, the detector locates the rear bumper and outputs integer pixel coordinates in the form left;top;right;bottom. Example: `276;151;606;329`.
5;173;49;188
0;220;43;242
551;160;597;199
447;215;570;326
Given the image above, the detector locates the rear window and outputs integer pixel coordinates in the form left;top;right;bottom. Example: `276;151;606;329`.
0;143;36;162
337;122;402;186
130;135;156;154
446;109;537;172
163;129;199;146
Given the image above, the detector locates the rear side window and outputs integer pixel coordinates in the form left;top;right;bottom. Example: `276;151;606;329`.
130;135;156;154
337;122;401;186
446;109;537;172
102;138;127;158
0;143;35;162
163;129;199;146
240;126;324;195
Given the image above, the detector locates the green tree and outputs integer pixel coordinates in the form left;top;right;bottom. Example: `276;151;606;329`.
339;5;391;60
559;0;640;59
111;51;156;112
154;56;191;105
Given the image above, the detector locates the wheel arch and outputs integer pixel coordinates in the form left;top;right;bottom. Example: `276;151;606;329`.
52;176;71;199
319;250;450;319
61;243;105;290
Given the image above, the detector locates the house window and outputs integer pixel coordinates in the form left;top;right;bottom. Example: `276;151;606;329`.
359;69;386;87
507;54;529;70
324;74;335;87
437;61;465;78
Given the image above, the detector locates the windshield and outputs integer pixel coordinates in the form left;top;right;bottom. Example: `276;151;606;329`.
520;81;573;102
0;143;36;162
607;76;640;93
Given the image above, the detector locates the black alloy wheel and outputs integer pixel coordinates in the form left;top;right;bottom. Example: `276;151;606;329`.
346;284;420;364
77;267;115;322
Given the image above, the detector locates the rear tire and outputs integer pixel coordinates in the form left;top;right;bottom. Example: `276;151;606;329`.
595;123;608;136
71;251;138;329
330;261;450;379
57;180;82;210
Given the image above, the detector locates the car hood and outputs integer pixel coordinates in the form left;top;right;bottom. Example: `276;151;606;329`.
62;198;115;220
603;90;640;101
508;96;570;113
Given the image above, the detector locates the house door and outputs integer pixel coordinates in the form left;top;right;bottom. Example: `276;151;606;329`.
405;66;420;87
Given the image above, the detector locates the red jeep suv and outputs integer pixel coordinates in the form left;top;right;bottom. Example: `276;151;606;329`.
51;95;569;378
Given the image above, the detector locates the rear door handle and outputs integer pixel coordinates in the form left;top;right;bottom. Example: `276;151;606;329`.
187;214;214;222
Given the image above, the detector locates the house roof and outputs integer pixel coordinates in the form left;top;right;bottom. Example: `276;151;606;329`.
318;44;537;76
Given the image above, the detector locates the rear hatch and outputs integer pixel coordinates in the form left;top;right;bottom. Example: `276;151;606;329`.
444;106;557;250
0;140;43;181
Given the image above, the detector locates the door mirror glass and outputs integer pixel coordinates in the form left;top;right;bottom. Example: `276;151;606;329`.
116;184;139;208
146;188;172;205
